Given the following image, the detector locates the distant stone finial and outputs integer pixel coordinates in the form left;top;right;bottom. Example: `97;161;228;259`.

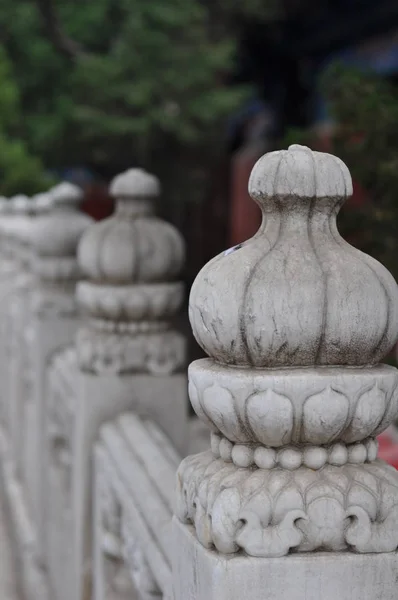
0;197;11;216
78;168;183;285
75;167;185;375
32;192;54;215
29;187;92;282
190;144;398;368
175;145;398;562
10;195;31;214
109;167;160;199
50;182;84;209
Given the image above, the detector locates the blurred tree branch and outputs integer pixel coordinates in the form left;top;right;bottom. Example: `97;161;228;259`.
34;0;86;59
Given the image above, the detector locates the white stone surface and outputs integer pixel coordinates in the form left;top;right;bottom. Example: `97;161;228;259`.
0;427;49;600
174;145;398;600
173;519;398;600
93;413;209;600
27;189;91;551
0;472;19;600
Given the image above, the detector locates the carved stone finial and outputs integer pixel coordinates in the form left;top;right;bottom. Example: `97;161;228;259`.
10;194;31;214
6;196;34;262
190;144;398;368
50;181;84;209
109;167;160;200
32;192;54;215
78;168;182;284
29;187;92;283
176;145;398;563
75;167;185;375
0;197;9;213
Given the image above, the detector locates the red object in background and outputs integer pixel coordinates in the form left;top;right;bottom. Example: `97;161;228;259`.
81;183;114;221
378;429;398;469
229;143;262;246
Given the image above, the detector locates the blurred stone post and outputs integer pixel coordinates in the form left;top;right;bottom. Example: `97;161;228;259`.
45;168;188;600
27;182;92;561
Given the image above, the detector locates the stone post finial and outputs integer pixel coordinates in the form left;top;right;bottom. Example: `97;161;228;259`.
174;145;398;600
75;167;185;375
32;192;54;215
190;144;397;367
9;194;32;219
29;186;92;283
49;181;84;209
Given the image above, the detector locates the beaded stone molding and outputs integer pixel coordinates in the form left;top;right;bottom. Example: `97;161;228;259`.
211;433;378;470
176;144;398;558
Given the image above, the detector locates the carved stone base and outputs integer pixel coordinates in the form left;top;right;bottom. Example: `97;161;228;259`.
173;517;398;600
176;451;398;556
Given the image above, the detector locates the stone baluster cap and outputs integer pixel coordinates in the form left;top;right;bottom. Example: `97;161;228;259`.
109;167;160;200
75;167;186;375
78;167;184;287
6;196;34;262
32;192;54;215
29;183;92;282
189;144;398;368
10;194;31;215
0;197;9;213
49;181;84;209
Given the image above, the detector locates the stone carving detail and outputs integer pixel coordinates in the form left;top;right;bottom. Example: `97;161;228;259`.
188;361;398;446
211;433;378;469
78;169;184;285
76;327;185;375
177;452;398;556
31;288;78;318
75;167;186;376
77;281;184;322
189;146;398;368
175;144;398;561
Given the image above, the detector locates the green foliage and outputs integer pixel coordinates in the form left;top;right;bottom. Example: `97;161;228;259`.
0;0;276;172
0;0;278;207
0;45;52;194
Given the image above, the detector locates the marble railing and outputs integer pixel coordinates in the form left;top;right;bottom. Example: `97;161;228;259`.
0;147;398;600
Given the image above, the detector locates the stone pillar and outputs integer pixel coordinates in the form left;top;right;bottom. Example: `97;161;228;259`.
173;144;398;600
45;168;188;600
27;182;92;558
76;167;187;449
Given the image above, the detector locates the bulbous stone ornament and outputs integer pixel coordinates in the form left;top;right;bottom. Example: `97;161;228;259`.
190;145;398;367
78;168;184;285
30;182;90;262
175;145;398;567
75;168;186;375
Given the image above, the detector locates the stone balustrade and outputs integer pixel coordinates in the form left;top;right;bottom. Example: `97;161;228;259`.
0;147;396;600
